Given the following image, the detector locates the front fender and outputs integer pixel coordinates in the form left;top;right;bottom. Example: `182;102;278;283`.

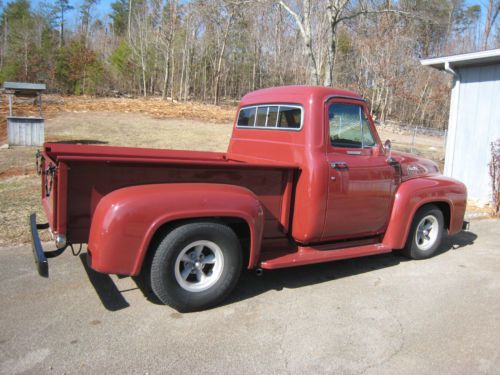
88;183;264;275
383;176;467;249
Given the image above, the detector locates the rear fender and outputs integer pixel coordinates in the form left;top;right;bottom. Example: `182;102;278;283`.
383;176;467;249
88;183;264;275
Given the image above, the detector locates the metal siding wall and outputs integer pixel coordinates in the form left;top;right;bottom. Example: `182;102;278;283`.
452;64;500;202
444;76;460;176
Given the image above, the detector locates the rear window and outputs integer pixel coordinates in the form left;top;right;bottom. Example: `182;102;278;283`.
255;107;268;127
237;107;256;126
237;104;302;130
278;106;301;128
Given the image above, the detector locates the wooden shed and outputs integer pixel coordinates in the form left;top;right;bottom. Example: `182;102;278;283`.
421;49;500;204
3;81;46;147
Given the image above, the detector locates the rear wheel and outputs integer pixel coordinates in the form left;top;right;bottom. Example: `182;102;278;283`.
149;222;242;312
403;205;444;260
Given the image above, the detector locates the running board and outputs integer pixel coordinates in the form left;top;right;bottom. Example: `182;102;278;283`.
259;243;392;270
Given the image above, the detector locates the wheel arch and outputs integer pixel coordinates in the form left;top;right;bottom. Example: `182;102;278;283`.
428;201;451;230
140;216;252;276
88;183;264;276
382;176;466;249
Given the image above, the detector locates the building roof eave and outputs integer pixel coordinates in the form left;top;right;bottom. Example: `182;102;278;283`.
420;48;500;70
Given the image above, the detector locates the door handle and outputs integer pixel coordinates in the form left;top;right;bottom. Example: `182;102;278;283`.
330;161;348;169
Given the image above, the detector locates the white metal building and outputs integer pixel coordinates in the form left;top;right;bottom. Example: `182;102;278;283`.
421;49;500;204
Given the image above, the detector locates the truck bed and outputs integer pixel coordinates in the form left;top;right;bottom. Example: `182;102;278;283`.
41;143;298;245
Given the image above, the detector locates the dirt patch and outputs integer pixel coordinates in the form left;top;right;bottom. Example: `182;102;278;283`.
0;166;33;179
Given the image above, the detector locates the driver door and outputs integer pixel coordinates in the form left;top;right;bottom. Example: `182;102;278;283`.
321;99;396;242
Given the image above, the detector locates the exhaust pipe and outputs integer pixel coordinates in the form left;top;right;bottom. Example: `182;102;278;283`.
462;221;470;231
255;268;264;276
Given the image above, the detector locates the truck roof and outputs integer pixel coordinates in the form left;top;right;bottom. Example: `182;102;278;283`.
239;85;363;107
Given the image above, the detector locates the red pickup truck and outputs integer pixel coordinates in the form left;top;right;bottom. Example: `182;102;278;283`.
31;86;467;312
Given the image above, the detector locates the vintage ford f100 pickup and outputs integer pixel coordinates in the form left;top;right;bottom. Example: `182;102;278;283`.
31;86;467;311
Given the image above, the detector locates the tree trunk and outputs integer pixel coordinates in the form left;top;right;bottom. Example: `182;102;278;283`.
279;0;319;85
252;39;257;91
409;76;430;126
23;37;28;80
128;0;133;41
483;0;500;49
324;0;349;86
162;0;176;100
169;45;175;101
203;63;207;102
141;53;147;97
161;52;170;100
138;21;147;97
179;19;189;100
214;13;233;106
324;1;339;86
1;15;6;69
59;8;64;48
184;30;194;101
302;0;319;85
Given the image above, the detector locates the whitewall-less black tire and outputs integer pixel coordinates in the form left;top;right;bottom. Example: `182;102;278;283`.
403;204;444;260
149;222;243;312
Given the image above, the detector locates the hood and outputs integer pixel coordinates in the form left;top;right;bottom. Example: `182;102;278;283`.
391;151;440;181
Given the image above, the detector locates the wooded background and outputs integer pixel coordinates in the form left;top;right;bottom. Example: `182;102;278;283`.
0;0;499;128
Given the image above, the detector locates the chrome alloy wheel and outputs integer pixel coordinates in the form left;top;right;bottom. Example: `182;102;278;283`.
174;240;224;292
415;215;439;251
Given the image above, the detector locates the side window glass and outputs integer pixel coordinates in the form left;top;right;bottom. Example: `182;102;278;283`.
329;103;375;148
266;106;279;127
278;106;301;128
255;107;268;127
361;111;376;147
237;107;256;126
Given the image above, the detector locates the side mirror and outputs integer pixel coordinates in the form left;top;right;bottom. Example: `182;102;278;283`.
384;139;392;160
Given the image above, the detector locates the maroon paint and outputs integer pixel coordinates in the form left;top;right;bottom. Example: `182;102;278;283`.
382;175;467;249
38;86;467;276
87;183;264;275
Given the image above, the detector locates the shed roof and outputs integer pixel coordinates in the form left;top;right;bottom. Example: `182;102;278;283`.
3;81;46;92
420;49;500;70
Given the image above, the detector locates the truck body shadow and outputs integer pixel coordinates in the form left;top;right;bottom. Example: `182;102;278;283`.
79;254;130;311
80;230;477;311
224;230;477;307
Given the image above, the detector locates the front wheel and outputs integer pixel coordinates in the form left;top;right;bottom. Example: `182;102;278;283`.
403;205;444;260
149;222;243;312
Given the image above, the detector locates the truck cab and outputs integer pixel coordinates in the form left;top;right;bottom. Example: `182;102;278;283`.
30;86;468;312
229;86;397;243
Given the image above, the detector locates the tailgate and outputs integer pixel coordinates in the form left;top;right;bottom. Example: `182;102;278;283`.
38;149;68;240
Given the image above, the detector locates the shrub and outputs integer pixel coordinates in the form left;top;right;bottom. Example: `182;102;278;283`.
490;139;500;215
